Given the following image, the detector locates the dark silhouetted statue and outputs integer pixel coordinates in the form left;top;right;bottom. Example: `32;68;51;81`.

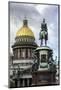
39;18;48;46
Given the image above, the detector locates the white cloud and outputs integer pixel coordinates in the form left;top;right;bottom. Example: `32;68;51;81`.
47;23;58;59
35;5;49;15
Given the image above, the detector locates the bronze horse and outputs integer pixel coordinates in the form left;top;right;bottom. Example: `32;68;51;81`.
39;19;48;46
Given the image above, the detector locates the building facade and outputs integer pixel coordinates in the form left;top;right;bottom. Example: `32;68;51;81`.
9;18;58;88
9;18;37;87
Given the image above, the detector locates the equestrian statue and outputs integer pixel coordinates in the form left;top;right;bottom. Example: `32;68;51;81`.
39;18;48;46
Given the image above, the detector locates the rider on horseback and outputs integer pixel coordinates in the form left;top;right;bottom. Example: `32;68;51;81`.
39;18;48;46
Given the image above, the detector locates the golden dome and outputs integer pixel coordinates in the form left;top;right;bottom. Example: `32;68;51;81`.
16;19;34;38
16;26;34;37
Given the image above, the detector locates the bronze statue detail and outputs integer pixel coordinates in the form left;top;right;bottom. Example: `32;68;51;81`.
39;18;48;46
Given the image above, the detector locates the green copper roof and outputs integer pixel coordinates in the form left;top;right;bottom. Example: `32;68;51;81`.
35;46;52;51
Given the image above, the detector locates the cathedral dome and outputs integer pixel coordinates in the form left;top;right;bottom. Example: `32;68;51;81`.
16;18;34;38
16;26;34;37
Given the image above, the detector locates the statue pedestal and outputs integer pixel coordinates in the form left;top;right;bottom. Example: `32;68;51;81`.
32;70;56;86
32;46;56;86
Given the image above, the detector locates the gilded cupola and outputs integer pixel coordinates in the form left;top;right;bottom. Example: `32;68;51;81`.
16;18;35;38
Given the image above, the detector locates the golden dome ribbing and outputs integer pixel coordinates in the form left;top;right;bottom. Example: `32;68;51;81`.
16;18;34;38
16;26;34;37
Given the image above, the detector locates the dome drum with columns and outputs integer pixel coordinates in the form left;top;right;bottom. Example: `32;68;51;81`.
12;36;36;47
12;18;37;60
